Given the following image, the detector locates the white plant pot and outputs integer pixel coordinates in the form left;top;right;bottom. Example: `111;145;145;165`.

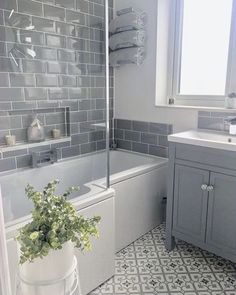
17;241;75;295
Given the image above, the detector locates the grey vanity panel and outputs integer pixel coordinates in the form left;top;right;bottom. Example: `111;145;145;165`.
173;165;209;243
206;172;236;256
175;143;236;171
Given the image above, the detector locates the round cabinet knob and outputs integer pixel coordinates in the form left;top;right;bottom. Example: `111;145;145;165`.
201;184;208;191
207;185;214;192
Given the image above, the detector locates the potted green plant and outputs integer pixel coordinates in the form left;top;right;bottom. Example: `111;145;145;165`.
16;180;101;295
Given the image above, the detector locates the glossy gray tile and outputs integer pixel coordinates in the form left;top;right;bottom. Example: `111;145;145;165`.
25;88;47;100
58;75;76;87
18;0;43;16
0;42;6;56
12;101;37;110
116;139;131;150
45;112;65;125
89;130;104;142
0;88;23;101
81;142;96;154
36;74;58;87
32;17;55;33
71;133;88;145
132;142;148;154
10;73;35;87
3;148;27;158
66;10;85;25
57;49;76;62
71;111;87;122
0;158;16;172
132;120;149;132
0;57;21;72
149;122;170;135
117;119;132;130
56;22;75;36
198;116;224;131
62;145;80;158
47;61;67;74
0;0;114;171
16;155;31;168
115;129;124;140
48;88;69;100
0;73;9;87
114;119;172;158
76;0;89;13
125;130;141;142
149;145;168;158
141;132;158;145
55;0;75;9
34;46;57;60
44;4;65;21
22;60;46;73
45;34;66;48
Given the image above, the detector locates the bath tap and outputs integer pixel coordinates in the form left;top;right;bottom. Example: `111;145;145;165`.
31;148;58;168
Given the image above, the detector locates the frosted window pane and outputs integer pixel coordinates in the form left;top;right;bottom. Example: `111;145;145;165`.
179;0;232;96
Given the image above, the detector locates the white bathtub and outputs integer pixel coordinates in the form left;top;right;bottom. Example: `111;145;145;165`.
1;150;168;295
1;150;167;225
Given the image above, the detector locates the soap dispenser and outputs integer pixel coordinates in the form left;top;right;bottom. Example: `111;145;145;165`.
229;120;236;135
27;115;45;142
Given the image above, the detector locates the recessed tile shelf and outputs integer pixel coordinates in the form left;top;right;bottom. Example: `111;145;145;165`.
0;136;71;154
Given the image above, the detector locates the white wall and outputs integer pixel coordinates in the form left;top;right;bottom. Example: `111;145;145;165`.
114;0;199;133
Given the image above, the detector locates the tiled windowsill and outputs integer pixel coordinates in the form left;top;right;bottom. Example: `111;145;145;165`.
0;137;71;153
156;104;236;112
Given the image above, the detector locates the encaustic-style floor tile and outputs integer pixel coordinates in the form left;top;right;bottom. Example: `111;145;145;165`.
89;224;236;295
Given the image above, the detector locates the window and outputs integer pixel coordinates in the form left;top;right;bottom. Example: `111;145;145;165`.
170;0;236;107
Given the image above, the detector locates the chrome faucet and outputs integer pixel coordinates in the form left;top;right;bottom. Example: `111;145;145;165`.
224;117;236;135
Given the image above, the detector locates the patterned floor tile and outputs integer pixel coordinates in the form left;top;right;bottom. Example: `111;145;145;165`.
89;224;236;295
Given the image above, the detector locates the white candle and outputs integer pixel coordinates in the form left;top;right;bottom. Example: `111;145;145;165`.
52;129;61;139
4;135;16;146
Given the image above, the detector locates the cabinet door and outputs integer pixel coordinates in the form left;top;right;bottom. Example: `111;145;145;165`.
206;172;236;256
173;165;209;242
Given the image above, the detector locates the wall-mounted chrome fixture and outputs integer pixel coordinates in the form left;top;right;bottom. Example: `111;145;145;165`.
31;148;58;168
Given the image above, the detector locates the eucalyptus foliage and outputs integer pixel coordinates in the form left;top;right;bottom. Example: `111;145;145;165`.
16;180;101;264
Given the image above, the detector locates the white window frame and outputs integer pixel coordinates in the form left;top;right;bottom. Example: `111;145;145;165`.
168;0;236;108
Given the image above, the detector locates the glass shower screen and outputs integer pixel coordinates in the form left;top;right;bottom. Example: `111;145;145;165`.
0;0;111;294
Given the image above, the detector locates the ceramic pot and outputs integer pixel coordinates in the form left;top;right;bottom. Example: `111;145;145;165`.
17;241;75;295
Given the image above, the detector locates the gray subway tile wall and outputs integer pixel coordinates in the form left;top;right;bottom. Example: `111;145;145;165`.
0;0;114;172
198;111;236;131
114;119;173;158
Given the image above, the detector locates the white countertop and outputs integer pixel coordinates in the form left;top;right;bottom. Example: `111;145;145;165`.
168;130;236;152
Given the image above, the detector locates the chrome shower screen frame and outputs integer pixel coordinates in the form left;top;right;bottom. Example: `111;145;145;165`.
105;0;110;189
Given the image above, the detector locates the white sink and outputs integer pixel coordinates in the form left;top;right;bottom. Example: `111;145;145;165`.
168;130;236;152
